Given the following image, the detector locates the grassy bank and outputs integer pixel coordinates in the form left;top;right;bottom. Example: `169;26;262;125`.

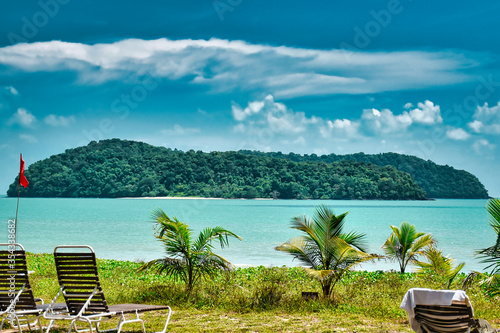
23;253;500;332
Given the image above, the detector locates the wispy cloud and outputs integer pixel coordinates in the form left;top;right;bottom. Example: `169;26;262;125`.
19;134;37;143
161;124;200;135
0;38;480;98
3;86;18;95
44;114;76;127
473;139;495;154
468;101;500;134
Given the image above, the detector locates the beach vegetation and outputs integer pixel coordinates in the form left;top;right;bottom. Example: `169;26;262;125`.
23;253;500;332
382;221;435;273
275;205;380;299
414;245;465;288
139;208;242;294
476;198;500;295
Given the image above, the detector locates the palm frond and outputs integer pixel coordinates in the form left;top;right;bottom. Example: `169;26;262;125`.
410;233;435;253
340;231;367;252
304;268;334;281
275;236;322;269
476;198;500;275
192;226;242;253
139;257;187;283
487;198;500;236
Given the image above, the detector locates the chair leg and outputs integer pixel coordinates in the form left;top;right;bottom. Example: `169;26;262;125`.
15;315;23;333
45;318;55;333
154;307;172;333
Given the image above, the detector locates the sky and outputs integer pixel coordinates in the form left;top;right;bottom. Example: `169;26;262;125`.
0;0;499;196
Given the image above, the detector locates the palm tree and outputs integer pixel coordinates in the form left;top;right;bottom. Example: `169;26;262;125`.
382;221;434;273
414;245;465;288
275;205;379;298
477;198;500;275
140;208;242;294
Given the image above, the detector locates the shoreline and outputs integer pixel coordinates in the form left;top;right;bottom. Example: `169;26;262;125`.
120;196;274;200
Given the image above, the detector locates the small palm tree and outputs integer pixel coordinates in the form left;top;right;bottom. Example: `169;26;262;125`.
275;205;379;298
415;246;465;288
382;221;434;273
140;208;242;294
474;198;500;296
477;198;500;275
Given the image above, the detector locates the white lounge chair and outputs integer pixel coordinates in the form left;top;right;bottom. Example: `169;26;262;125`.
401;288;477;333
0;243;66;333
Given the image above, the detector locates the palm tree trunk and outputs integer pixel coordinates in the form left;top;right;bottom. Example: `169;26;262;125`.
322;282;331;297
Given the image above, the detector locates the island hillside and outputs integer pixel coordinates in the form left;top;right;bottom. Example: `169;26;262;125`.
8;138;429;200
7;138;487;199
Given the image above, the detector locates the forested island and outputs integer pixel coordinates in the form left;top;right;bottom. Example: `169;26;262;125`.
8;138;488;199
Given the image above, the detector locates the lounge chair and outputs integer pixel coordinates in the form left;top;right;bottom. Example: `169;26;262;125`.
0;243;66;333
400;288;478;333
43;245;171;333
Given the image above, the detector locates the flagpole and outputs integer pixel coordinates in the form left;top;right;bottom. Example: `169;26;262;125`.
14;153;24;244
14;178;21;244
15;153;29;245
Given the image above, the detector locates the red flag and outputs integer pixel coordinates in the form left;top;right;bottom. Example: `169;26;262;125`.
19;154;29;188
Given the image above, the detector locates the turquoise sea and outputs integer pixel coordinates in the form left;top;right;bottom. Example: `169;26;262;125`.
0;197;494;272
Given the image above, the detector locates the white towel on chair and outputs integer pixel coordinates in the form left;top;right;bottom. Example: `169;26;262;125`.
400;288;473;332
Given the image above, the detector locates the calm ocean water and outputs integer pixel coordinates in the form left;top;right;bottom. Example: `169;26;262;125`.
0;197;494;272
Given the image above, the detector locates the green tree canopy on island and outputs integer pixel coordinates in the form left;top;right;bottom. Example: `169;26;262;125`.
7;138;487;199
239;150;489;199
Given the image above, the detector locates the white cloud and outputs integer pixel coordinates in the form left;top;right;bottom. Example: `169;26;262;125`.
404;103;413;109
468;120;483;133
320;119;359;138
361;108;412;135
0;38;477;97
161;124;200;135
44;114;75;127
446;128;470;140
408;100;443;125
232;95;317;134
232;99;265;121
468;101;500;134
8;108;36;127
19;134;37;143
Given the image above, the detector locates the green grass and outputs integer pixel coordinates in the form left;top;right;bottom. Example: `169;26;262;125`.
18;253;500;332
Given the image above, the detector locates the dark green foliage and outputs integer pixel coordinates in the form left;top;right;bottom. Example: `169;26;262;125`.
7;138;479;199
239;151;489;199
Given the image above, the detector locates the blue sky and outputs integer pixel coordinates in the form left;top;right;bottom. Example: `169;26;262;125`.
1;0;500;196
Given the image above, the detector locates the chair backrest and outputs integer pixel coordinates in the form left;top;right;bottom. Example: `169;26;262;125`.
414;303;475;333
53;245;109;315
0;243;38;312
